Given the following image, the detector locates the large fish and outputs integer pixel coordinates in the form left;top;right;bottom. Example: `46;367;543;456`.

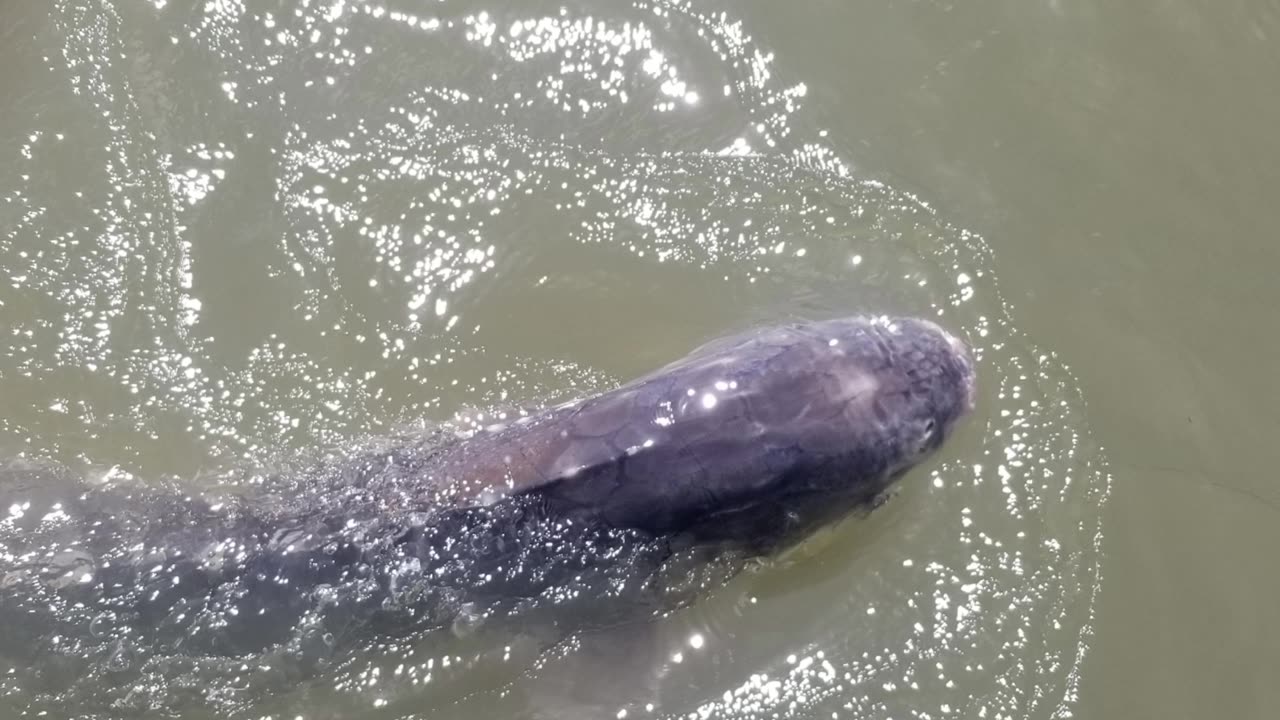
0;315;974;694
424;315;975;545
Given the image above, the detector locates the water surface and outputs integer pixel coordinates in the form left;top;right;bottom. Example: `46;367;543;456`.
3;0;1269;718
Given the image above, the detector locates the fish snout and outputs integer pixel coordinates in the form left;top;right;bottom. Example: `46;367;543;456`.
946;331;977;414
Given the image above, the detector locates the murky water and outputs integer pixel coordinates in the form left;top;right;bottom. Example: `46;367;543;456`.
2;0;1275;719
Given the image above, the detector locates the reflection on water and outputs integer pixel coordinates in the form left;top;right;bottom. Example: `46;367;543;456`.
0;1;1109;718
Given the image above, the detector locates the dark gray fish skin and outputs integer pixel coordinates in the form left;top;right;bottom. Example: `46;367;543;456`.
421;315;975;546
0;315;973;672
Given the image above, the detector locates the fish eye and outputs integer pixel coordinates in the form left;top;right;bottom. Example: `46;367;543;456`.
917;419;938;454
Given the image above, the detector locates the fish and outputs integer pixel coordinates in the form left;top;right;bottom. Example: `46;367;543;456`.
0;315;975;704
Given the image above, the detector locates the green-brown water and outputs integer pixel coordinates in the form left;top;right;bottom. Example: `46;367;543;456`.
1;1;1275;718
